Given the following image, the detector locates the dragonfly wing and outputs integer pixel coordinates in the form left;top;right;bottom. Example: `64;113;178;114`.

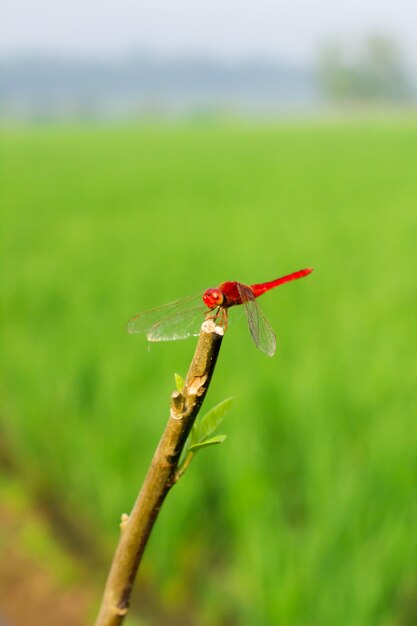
237;283;277;357
127;291;208;342
147;305;208;342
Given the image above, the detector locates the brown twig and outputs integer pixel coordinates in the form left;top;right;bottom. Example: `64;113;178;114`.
94;319;224;626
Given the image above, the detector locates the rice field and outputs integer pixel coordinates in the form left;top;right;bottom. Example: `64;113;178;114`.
1;118;416;625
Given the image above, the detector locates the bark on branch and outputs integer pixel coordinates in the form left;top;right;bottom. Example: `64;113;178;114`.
94;319;224;626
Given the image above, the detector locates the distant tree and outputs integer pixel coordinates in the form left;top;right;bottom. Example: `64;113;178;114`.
316;34;412;104
316;42;350;101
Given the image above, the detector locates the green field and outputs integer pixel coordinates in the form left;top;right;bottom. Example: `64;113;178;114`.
1;119;416;625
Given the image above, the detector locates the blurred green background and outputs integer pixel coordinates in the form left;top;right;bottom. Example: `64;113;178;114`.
1;119;416;625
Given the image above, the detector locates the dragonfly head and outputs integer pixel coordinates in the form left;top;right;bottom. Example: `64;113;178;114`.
202;288;224;310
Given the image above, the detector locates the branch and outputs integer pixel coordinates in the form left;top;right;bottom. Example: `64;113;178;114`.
94;319;224;626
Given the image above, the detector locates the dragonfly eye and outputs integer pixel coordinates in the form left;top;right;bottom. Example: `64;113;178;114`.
202;288;224;309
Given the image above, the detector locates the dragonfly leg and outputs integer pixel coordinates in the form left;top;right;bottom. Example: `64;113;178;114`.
205;306;228;331
205;307;219;323
220;308;228;331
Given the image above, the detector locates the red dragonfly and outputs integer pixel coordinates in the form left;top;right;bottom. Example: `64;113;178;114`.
128;268;313;356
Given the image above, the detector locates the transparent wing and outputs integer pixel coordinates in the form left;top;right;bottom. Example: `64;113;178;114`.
127;291;208;342
237;283;277;357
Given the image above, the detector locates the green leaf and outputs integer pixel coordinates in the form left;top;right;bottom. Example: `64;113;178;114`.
189;435;227;452
174;372;184;392
189;422;199;447
195;397;233;443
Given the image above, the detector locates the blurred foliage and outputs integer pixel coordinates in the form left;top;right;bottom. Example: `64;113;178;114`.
317;35;413;103
1;119;417;625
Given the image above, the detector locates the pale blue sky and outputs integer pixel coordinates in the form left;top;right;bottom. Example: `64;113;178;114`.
2;0;417;66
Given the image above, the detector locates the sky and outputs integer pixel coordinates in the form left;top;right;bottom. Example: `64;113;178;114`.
1;0;417;67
